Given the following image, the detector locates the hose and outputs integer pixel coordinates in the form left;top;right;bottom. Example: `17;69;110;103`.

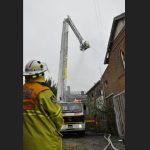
103;134;118;150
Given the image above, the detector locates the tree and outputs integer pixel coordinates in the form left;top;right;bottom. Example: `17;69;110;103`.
45;78;57;96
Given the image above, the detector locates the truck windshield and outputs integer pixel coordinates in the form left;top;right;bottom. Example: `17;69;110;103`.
60;103;82;113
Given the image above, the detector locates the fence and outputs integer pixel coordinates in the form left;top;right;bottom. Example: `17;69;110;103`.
113;91;125;138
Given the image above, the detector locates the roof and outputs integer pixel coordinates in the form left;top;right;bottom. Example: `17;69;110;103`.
104;12;125;64
86;80;100;94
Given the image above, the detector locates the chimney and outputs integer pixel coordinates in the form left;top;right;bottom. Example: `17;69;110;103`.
67;86;70;95
81;91;84;95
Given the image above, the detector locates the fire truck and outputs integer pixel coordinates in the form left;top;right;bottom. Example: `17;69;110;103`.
60;101;85;136
57;16;90;136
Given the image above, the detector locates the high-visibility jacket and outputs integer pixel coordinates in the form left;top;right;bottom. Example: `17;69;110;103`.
23;82;64;150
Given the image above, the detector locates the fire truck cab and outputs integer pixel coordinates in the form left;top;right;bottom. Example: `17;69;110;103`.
60;101;85;136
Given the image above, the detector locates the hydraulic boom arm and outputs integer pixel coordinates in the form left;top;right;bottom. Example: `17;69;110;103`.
57;16;90;102
65;16;90;51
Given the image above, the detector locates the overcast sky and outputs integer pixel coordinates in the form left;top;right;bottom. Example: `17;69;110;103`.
23;0;125;92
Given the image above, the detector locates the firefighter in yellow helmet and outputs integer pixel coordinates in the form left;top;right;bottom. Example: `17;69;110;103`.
23;60;64;150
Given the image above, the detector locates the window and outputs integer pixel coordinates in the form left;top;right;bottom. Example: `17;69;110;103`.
120;51;125;69
104;80;108;88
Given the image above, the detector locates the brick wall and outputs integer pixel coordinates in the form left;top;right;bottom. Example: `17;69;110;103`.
86;26;125;134
101;27;125;96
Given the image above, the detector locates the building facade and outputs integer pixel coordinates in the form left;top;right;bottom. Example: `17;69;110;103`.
86;80;108;133
103;12;125;138
86;12;125;136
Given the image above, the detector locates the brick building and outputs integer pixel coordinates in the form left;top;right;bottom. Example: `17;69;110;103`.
103;12;125;96
86;80;107;132
86;12;125;136
102;12;125;138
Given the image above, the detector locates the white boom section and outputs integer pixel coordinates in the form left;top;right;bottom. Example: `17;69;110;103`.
65;16;90;51
57;16;90;102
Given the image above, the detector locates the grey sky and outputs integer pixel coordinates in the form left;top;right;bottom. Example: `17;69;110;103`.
23;0;125;91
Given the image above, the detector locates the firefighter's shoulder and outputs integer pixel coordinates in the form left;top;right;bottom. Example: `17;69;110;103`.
39;89;57;104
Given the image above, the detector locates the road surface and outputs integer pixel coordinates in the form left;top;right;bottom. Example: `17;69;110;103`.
62;131;125;150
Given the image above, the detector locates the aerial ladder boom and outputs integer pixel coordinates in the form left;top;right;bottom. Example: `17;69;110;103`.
65;16;90;51
57;16;90;102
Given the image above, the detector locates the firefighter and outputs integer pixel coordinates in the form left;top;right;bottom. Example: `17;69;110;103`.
23;60;64;150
